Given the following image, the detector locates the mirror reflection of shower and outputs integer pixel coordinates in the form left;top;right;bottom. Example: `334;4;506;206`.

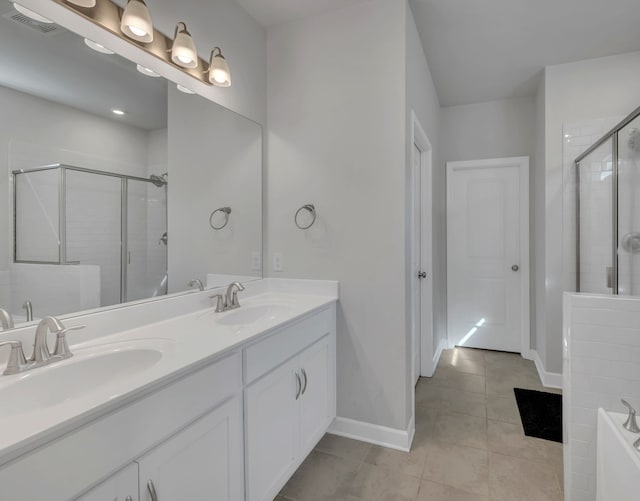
575;106;640;295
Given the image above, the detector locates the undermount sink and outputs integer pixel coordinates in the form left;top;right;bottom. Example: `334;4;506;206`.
0;340;171;417
597;408;640;500
217;304;293;326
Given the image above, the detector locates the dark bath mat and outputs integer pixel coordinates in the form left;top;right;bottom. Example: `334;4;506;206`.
513;388;563;443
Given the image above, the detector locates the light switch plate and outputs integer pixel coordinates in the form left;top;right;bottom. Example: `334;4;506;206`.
251;252;261;271
273;252;283;272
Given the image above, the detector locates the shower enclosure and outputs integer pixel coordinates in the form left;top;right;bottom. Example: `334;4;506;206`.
13;164;168;307
575;105;640;295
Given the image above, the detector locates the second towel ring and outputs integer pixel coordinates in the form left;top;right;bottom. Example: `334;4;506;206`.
295;204;316;230
210;207;232;230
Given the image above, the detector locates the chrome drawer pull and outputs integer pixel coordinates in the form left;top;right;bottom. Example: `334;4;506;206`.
147;480;158;501
301;368;308;395
295;371;302;400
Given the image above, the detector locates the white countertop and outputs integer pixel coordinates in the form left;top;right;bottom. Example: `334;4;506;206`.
0;280;337;465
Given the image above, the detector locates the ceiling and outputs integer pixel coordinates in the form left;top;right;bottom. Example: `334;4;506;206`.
0;1;167;130
236;0;640;107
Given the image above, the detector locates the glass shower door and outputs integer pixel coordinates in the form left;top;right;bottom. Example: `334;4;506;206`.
617;116;640;295
65;170;123;307
577;139;614;293
125;179;167;302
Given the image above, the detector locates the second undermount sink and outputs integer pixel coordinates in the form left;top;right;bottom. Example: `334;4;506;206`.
217;304;293;326
0;339;171;417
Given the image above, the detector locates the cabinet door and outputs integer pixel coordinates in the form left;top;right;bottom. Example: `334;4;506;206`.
137;396;243;501
298;335;334;456
75;463;138;501
245;359;300;501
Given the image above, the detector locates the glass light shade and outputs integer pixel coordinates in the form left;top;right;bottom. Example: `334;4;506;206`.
171;23;198;69
67;0;96;7
208;49;231;88
120;0;153;43
13;3;53;23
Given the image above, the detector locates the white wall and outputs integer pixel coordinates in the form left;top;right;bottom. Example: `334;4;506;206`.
23;0;267;125
440;96;536;162
563;292;640;501
405;2;442;408
543;51;640;374
266;0;412;432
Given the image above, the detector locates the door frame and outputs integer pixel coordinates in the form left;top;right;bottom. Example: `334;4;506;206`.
445;156;530;358
409;111;435;385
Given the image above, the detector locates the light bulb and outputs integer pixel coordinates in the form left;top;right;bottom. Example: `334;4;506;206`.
207;47;231;88
170;22;198;69
120;0;154;43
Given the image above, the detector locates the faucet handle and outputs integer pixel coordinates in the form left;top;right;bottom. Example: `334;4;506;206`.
52;325;86;359
209;294;226;313
622;399;640;433
0;341;28;375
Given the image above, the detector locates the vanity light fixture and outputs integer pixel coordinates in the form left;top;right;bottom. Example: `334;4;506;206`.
170;22;198;69
13;3;53;23
136;64;160;77
111;108;126;116
66;0;96;7
120;0;153;43
176;84;196;94
207;47;231;87
84;38;115;54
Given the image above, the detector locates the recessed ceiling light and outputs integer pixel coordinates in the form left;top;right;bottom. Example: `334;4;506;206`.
13;3;53;23
112;109;126;116
136;64;160;78
176;84;195;94
84;38;115;55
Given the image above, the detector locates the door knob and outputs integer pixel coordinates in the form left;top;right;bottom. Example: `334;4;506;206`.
511;265;519;272
418;271;427;279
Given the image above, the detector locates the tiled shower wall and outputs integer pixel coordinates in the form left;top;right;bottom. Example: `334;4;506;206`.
563;293;640;501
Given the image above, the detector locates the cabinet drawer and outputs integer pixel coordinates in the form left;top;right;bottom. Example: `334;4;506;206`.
245;307;334;384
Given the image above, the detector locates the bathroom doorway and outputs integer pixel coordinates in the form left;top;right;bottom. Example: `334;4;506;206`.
446;156;530;355
410;111;434;384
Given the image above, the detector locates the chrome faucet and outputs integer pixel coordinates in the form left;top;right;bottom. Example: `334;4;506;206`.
188;279;205;292
225;281;245;310
209;282;245;313
22;300;33;322
0;316;85;375
0;308;14;330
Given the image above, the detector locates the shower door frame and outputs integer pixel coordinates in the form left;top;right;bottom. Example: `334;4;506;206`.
12;163;167;303
574;105;640;294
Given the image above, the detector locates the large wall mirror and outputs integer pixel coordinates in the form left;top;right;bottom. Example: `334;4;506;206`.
0;0;262;330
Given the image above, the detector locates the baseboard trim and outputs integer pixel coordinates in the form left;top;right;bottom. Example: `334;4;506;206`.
327;415;414;452
531;349;563;389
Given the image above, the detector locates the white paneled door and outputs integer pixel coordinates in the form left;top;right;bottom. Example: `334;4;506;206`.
446;157;529;354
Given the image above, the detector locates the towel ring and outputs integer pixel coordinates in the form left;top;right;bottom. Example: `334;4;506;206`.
295;204;316;230
209;207;231;230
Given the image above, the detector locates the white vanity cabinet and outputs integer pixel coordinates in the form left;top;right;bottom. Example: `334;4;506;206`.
245;307;336;501
76;463;139;501
136;396;244;501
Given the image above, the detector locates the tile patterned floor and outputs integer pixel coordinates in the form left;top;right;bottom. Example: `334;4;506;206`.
277;347;564;501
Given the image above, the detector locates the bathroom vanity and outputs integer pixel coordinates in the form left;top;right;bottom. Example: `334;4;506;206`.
0;280;337;501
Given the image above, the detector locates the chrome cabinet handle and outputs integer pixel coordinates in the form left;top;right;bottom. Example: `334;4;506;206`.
511;265;519;272
295;371;302;400
147;480;158;501
301;368;308;395
417;271;427;279
125;497;133;501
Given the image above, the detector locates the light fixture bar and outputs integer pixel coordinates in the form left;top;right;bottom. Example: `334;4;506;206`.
52;0;218;87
